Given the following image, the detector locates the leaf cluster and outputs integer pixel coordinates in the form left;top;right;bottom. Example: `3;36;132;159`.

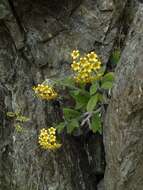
6;110;29;132
54;71;115;135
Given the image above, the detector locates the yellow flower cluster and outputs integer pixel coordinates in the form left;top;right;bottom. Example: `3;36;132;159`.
38;127;62;150
71;50;102;83
33;84;58;100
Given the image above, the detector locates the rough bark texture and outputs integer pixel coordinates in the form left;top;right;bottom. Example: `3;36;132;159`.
0;0;142;190
104;1;143;190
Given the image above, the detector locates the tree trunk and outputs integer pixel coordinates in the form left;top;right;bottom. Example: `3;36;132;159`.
104;1;143;190
0;0;142;190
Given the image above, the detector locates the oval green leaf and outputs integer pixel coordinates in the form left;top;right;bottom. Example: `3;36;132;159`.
87;93;99;112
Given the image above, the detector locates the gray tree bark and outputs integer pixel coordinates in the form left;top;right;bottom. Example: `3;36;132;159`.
0;0;142;190
104;1;143;190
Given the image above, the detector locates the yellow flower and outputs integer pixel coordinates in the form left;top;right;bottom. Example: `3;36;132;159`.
93;61;101;70
87;52;98;62
71;50;102;84
48;127;56;134
38;127;62;150
71;50;80;60
71;61;81;71
33;84;58;100
80;57;88;65
83;63;93;73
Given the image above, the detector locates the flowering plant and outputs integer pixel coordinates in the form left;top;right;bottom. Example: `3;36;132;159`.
53;50;115;135
33;50;115;150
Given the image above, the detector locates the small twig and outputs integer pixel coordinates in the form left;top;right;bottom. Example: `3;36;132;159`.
80;108;101;127
80;112;92;127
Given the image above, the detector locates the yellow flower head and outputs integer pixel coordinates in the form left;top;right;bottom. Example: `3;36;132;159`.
92;61;101;70
87;52;98;62
38;127;62;150
48;127;56;134
71;61;81;72
71;50;102;84
71;50;80;60
80;57;88;65
75;73;94;84
33;84;58;100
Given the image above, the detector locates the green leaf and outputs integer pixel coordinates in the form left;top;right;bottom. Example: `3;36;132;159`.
70;90;90;109
70;89;80;96
67;119;79;134
70;89;90;97
55;122;65;134
101;81;114;90
102;72;115;83
6;112;16;117
87;93;99;112
16;116;30;122
60;77;76;89
98;93;103;102
15;109;21;117
15;124;23;132
90;113;102;134
90;83;98;95
63;108;81;120
98;66;106;75
110;50;120;65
